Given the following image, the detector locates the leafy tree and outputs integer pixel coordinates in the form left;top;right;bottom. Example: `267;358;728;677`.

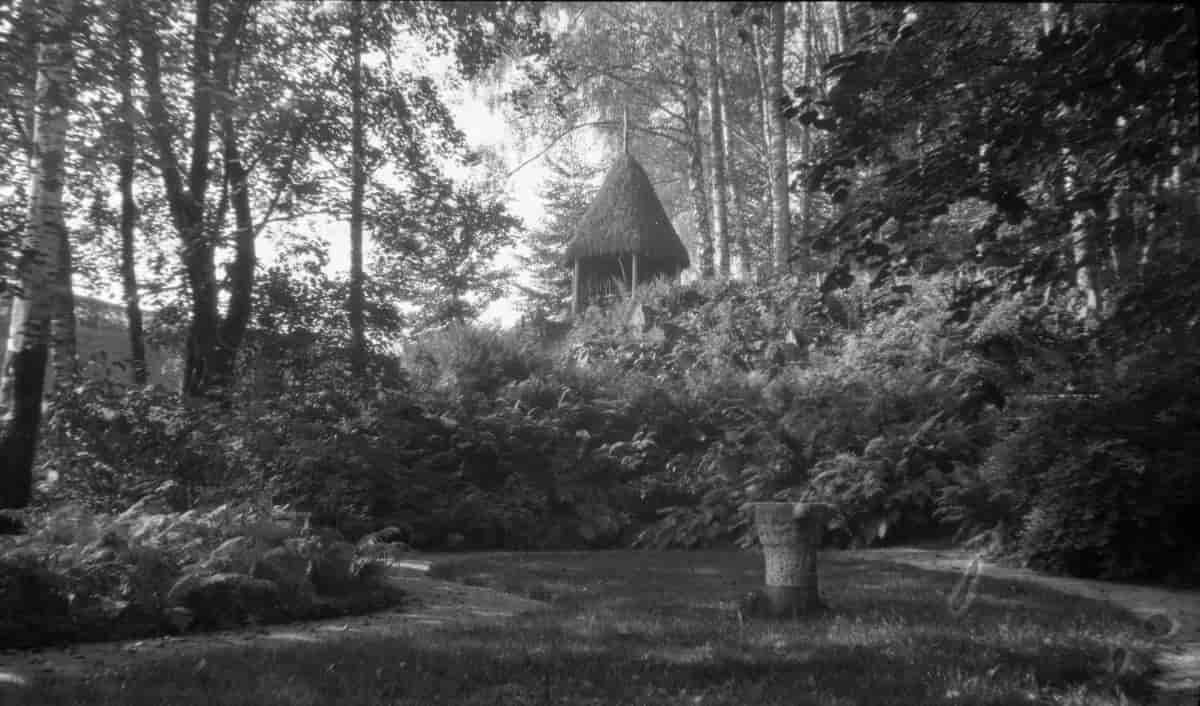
373;174;521;332
805;2;1197;321
135;0;255;399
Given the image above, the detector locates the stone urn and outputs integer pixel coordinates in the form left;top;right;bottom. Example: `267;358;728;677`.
751;501;836;618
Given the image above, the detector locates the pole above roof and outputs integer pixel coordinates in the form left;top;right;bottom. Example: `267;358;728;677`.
622;106;629;155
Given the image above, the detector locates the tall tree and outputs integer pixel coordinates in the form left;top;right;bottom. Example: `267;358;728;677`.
748;16;775;274
796;3;813;252
137;0;253;399
115;0;146;384
347;0;366;374
680;16;713;279
767;1;791;272
1;0;78;508
707;6;730;278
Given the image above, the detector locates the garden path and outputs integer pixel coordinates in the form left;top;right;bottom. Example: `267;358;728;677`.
0;560;543;688
847;546;1200;703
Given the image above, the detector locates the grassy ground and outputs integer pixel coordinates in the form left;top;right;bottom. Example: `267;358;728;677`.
6;550;1162;705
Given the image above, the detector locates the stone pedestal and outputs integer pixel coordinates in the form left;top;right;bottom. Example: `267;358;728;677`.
752;502;835;618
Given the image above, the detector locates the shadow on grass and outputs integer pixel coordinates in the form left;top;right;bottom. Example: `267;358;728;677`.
10;550;1161;706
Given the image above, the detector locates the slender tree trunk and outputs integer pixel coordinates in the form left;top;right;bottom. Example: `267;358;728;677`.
348;0;367;374
117;2;146;384
1040;3;1101;321
1039;2;1057;35
1070;207;1102;322
50;207;76;392
751;23;774;276
797;4;813;261
18;0;36;145
768;2;791;273
50;1;77;394
707;9;730;278
722;70;752;281
216;54;254;381
1;0;76;509
681;41;713;278
1107;186;1135;287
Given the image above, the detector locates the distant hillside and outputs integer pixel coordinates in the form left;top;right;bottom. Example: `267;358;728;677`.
0;295;182;391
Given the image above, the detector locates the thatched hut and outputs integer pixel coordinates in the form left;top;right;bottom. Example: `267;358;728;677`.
564;153;690;314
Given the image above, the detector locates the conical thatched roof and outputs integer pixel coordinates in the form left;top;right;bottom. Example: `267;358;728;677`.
564;154;690;268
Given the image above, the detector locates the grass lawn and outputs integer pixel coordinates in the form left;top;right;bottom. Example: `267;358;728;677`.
6;550;1161;705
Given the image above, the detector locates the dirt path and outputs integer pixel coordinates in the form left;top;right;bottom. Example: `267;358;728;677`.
0;561;546;688
844;547;1200;702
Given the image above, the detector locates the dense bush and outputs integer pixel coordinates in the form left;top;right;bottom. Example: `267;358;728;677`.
0;498;406;648
938;343;1200;585
621;275;1002;550
33;259;1200;588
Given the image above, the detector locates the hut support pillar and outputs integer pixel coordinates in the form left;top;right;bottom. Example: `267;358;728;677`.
572;258;581;315
631;253;639;298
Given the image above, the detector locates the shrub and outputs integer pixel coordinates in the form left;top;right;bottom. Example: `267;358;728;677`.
939;340;1200;585
400;323;544;407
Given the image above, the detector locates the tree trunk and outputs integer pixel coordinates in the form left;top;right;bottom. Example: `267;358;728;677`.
681;42;713;279
768;2;791;273
1070;208;1102;322
707;9;730;278
348;0;367;375
751;23;774;276
50;206;76;392
116;2;146;385
138;0;249;399
1041;4;1102;321
22;0;75;394
216;64;254;383
834;2;850;56
1106;187;1135;286
724;86;753;280
1;0;76;509
797;4;816;254
139;0;217;398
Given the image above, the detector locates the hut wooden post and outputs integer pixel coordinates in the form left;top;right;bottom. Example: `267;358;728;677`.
631;252;639;297
572;258;581;315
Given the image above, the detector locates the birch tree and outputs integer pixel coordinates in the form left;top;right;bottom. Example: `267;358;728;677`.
348;0;366;374
767;2;791;272
679;11;713;279
1;0;77;508
707;7;730;278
